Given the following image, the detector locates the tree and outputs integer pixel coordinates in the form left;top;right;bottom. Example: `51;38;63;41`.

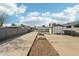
11;23;17;27
42;25;45;27
0;11;8;27
20;24;26;27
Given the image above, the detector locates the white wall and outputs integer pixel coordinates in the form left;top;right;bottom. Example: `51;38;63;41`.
0;27;29;39
64;27;79;33
49;27;53;34
53;26;64;34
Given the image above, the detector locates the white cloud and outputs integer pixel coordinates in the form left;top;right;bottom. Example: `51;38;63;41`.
52;12;64;17
63;6;79;22
1;4;79;27
51;4;79;23
42;12;51;17
0;3;27;16
27;12;40;17
17;4;79;26
19;16;43;26
16;4;27;16
18;12;58;26
3;23;11;27
18;11;68;26
51;12;67;21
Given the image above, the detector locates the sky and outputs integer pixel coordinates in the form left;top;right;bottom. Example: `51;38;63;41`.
0;3;79;26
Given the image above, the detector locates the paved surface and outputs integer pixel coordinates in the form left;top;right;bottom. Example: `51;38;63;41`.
29;33;59;56
0;31;38;56
45;34;79;56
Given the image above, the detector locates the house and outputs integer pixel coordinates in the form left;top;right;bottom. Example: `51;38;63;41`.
49;23;64;34
63;21;79;35
49;21;79;36
37;26;49;32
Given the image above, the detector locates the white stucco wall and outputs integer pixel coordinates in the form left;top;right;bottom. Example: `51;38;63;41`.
53;26;64;34
0;27;29;39
49;27;53;34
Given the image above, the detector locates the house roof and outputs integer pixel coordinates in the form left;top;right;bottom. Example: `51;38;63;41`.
63;21;79;26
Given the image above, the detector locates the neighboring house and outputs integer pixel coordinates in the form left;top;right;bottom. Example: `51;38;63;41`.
49;23;64;34
63;21;79;35
49;21;79;35
37;26;49;32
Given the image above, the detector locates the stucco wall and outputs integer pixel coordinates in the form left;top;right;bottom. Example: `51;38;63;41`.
0;27;30;39
53;26;64;34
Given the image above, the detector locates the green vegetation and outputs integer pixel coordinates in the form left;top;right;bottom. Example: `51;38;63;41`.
20;24;26;27
0;12;8;27
42;25;46;27
11;23;17;27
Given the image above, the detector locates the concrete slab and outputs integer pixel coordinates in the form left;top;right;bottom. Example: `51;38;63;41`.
0;31;38;56
45;34;79;56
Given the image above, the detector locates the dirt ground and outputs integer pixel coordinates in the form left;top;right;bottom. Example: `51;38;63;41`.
45;34;79;56
0;31;37;56
29;33;59;56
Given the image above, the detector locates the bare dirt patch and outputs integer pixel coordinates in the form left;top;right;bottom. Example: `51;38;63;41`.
28;33;59;56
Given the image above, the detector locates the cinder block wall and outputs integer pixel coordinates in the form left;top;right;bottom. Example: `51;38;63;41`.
0;27;29;39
